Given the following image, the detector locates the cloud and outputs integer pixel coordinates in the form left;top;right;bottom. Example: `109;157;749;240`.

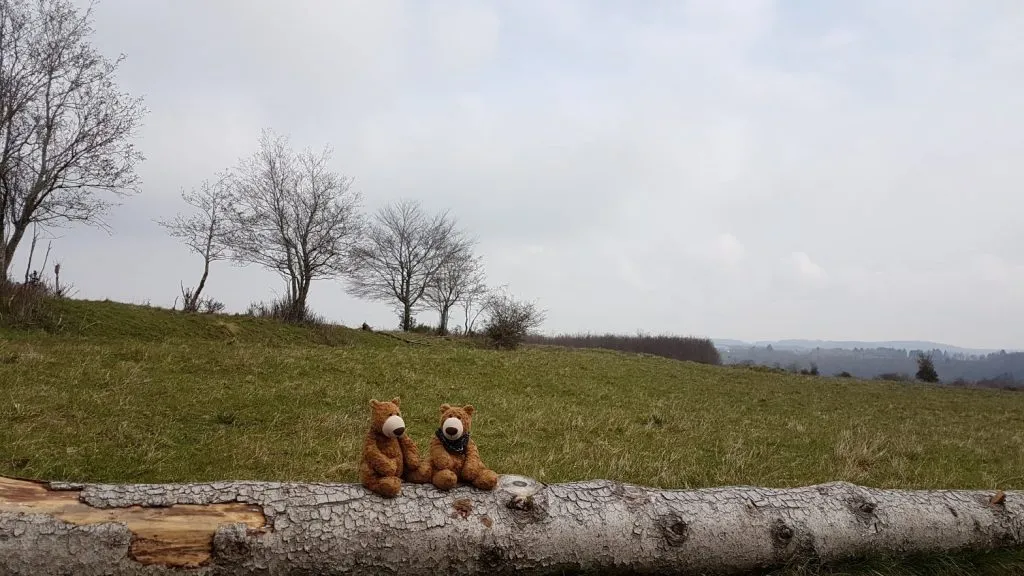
791;252;827;286
973;253;1024;288
426;0;501;76
820;28;859;50
715;234;746;267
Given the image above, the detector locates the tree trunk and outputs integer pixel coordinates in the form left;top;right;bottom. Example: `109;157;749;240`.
1;475;1020;575
294;275;311;321
402;301;413;331
1;221;28;279
188;259;211;312
438;304;451;335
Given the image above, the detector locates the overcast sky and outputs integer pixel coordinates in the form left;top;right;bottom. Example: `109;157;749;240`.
16;0;1024;349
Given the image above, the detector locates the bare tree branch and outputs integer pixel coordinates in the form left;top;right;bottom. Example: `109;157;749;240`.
461;279;490;335
224;129;361;321
0;0;146;279
345;199;468;331
425;241;484;335
155;172;232;312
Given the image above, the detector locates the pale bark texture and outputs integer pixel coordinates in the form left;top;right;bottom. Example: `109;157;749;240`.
1;474;1021;575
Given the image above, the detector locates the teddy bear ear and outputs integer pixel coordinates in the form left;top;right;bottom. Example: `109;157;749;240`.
369;399;380;407
391;396;401;406
464;404;475;415
440;403;451;413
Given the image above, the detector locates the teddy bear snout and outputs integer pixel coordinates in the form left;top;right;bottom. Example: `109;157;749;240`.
382;414;406;438
442;416;464;439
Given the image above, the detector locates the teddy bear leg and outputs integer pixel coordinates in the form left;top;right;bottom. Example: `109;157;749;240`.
365;475;402;498
432;469;458;491
472;469;498;490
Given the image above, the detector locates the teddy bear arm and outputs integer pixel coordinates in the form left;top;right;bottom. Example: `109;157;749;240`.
364;441;398;476
459;441;489;480
428;441;452;470
398;434;422;469
405;459;433;484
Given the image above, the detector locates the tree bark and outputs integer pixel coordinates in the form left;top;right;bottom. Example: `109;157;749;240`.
1;221;28;278
188;259;211;312
0;474;1020;575
402;300;413;331
438;305;451;335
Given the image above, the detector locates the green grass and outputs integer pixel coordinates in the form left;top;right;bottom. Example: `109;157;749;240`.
2;298;1024;574
3;299;1022;488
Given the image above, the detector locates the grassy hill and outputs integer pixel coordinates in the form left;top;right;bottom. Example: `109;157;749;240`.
3;298;1024;573
3;298;1022;492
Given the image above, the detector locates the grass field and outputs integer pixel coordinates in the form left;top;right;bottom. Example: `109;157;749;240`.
2;298;1024;574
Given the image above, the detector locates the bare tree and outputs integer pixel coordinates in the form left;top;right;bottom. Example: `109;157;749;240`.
156;173;232;312
424;240;483;335
461;280;489;335
225;129;361;322
0;0;146;280
345;199;467;332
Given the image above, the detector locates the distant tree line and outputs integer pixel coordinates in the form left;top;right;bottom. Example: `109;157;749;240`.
726;346;1022;389
527;333;721;366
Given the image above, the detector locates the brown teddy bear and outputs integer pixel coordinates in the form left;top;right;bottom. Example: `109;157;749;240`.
359;397;430;497
425;403;498;491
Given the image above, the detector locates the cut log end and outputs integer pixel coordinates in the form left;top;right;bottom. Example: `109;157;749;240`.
0;476;266;567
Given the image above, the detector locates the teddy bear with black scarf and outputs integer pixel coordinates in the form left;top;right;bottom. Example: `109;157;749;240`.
422;403;498;491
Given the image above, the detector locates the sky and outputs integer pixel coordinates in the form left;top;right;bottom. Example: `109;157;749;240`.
12;0;1024;349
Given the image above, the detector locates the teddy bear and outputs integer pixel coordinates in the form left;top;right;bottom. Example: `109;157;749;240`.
359;397;430;497
424;403;498;491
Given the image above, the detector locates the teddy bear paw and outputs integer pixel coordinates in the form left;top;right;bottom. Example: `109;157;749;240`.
376;476;402;498
432;469;459;490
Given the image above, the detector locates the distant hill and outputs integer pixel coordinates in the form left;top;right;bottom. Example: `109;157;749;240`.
713;338;1017;356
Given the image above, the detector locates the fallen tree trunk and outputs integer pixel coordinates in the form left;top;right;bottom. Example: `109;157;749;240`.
0;474;1021;575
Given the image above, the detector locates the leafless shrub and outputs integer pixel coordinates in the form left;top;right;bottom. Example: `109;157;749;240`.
176;283;225;315
0;277;61;331
244;295;325;325
481;288;545;350
175;284;195;312
199;296;225;314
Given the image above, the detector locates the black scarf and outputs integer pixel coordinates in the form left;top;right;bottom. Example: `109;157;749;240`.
436;428;470;454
